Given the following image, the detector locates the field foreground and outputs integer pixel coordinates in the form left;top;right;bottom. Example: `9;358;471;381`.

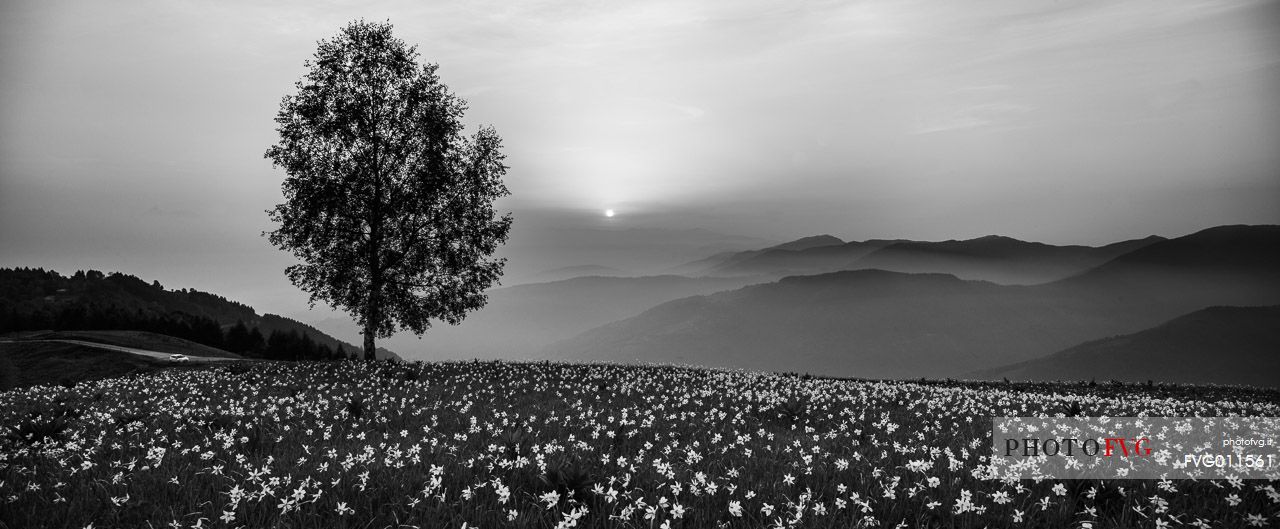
2;361;1278;528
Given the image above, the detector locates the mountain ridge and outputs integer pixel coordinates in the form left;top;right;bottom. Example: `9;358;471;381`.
680;232;1166;285
544;225;1280;381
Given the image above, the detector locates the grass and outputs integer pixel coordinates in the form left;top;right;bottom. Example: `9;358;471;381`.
1;360;1277;528
0;341;193;391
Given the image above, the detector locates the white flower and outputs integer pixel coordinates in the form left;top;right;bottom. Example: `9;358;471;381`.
540;490;561;509
728;501;743;517
670;503;685;519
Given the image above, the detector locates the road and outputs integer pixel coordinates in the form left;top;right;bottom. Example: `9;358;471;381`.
0;339;238;363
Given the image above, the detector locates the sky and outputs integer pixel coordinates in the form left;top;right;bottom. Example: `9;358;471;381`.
2;0;1279;318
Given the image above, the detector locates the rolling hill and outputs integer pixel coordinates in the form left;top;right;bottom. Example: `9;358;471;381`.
973;306;1280;387
0;268;399;360
0;340;178;391
1054;224;1280;295
5;330;241;358
545;225;1280;381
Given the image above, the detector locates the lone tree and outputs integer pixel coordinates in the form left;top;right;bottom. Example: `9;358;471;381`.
266;21;512;361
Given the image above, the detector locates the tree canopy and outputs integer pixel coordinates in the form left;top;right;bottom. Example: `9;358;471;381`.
266;20;512;360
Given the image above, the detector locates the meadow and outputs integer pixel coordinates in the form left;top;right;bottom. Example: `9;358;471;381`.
2;360;1277;528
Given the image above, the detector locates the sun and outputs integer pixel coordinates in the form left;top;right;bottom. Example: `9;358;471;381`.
604;209;615;218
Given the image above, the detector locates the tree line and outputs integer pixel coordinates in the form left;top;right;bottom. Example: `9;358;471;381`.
1;305;353;361
0;267;355;361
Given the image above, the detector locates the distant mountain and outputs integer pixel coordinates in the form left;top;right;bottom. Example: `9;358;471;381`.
545;225;1280;380
534;265;628;282
326;275;766;360
973;306;1280;387
0;267;399;360
1056;225;1280;293
674;233;1164;285
766;234;844;252
667;234;846;276
848;235;1165;285
704;240;898;277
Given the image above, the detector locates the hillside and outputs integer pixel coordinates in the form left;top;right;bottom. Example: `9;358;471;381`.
973;306;1280;387
1038;224;1280;329
0;340;186;391
0;268;399;361
545;225;1280;380
1055;224;1280;293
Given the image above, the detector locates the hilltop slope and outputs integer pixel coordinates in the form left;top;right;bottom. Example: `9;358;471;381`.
0;340;178;390
6;330;240;358
0;268;399;360
973;306;1280;387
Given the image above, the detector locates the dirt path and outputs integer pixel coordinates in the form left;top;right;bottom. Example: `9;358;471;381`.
0;339;237;363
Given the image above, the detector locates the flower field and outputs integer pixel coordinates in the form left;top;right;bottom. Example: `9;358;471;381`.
2;360;1277;528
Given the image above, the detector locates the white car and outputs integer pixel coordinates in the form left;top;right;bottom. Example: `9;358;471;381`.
169;354;190;363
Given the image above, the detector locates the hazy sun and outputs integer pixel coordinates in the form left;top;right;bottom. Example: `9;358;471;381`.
604;209;615;218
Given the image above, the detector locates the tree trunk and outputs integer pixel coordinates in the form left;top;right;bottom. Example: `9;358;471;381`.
365;152;384;363
362;292;379;361
362;323;377;361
